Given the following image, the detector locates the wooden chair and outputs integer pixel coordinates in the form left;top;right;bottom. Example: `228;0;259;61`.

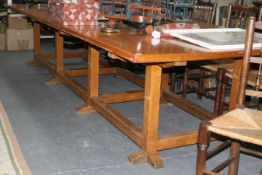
205;4;262;114
225;3;262;28
170;1;217;93
196;17;262;175
181;3;262;115
193;1;217;24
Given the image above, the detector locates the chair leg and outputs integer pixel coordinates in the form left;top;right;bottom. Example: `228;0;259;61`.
214;68;226;115
198;68;205;99
183;67;189;97
170;72;176;92
196;122;210;175
228;142;240;175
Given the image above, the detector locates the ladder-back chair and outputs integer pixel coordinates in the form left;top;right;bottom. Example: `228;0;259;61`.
225;3;262;28
193;1;217;24
196;17;262;175
182;3;262;115
170;1;217;93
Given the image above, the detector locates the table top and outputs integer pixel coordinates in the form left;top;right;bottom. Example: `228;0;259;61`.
6;4;260;64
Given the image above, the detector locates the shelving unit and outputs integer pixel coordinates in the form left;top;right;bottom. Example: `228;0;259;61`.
99;0;161;26
161;0;194;22
100;0;143;20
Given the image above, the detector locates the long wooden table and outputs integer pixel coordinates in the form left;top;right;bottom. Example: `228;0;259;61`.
7;4;261;168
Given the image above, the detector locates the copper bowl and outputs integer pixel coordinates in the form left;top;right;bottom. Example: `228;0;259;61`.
101;28;120;33
131;15;152;23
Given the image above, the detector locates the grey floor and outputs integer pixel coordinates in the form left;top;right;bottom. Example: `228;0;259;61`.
0;40;261;175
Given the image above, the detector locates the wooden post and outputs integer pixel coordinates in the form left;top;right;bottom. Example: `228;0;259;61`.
237;17;255;107
229;59;242;110
76;45;99;114
214;68;226;115
27;22;41;66
87;46;100;99
128;64;163;168
196;122;209;175
46;31;64;85
228;142;240;175
143;65;163;168
55;31;64;73
34;22;41;58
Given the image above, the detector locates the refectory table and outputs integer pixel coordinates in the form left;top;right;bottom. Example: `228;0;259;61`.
6;4;260;168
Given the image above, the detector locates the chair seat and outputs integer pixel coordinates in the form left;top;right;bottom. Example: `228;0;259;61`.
201;61;262;89
208;108;262;146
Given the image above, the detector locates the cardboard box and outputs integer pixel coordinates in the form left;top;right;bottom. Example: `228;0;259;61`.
6;28;34;51
0;33;5;50
8;14;28;29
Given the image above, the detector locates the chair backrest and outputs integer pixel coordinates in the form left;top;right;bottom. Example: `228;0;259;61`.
193;1;217;24
237;17;262;107
225;3;262;28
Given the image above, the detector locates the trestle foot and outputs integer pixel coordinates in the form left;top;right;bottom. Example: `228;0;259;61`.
128;150;164;169
26;59;39;66
46;76;62;86
128;150;147;164
76;104;96;115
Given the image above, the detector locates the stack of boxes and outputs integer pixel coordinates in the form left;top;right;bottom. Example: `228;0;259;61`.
0;14;34;51
6;14;34;50
49;0;100;25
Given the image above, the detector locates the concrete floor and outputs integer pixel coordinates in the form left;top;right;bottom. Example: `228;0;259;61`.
0;40;261;175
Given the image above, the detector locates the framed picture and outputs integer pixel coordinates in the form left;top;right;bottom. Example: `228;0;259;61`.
163;28;262;50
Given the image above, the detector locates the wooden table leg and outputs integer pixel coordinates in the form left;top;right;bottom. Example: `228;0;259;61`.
128;65;164;169
76;46;99;115
46;31;64;86
229;59;242;111
27;22;41;66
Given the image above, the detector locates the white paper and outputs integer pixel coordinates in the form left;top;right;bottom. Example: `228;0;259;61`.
163;28;262;51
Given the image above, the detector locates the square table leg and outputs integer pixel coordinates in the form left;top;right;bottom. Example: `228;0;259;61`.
46;31;64;85
128;64;164;168
76;45;99;114
229;59;242;110
26;22;41;66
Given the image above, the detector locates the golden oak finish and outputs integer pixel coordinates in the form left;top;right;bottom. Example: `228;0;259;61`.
7;5;260;64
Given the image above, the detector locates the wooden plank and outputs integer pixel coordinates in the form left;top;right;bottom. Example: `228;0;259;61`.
64;52;85;59
157;130;198;150
91;97;143;146
159;62;187;68
64;67;117;77
36;55;56;75
116;68;145;88
100;91;144;103
6;5;261;64
58;74;88;101
108;52;127;62
36;52;84;60
162;90;217;121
